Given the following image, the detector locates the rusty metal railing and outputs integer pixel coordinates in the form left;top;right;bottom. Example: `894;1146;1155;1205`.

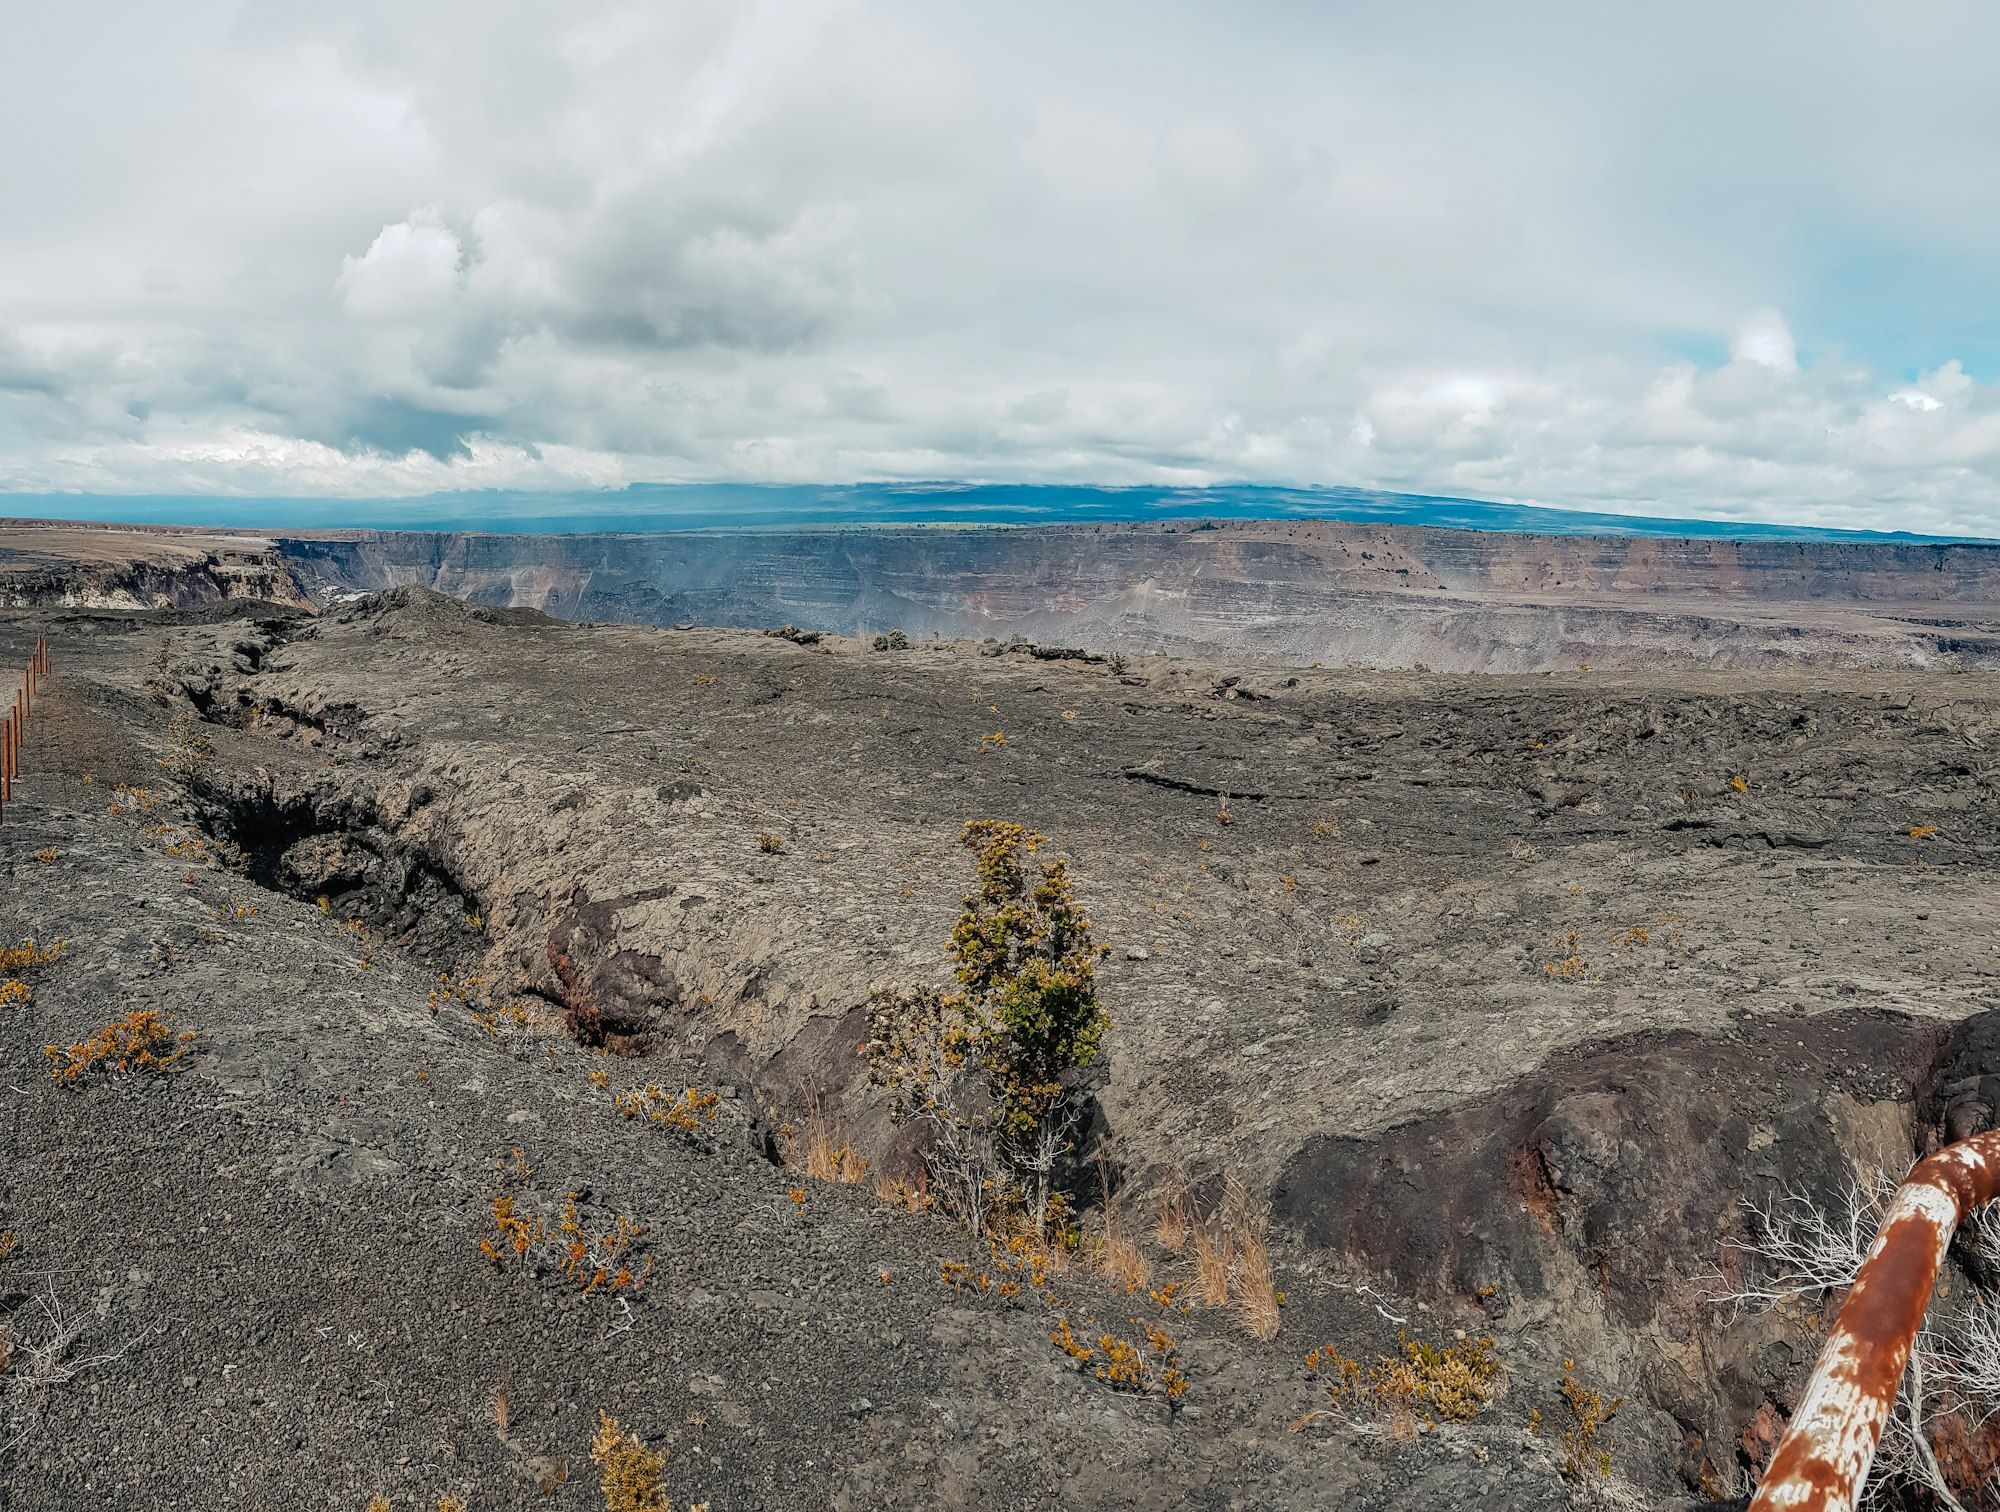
2;634;50;823
1751;1129;2000;1509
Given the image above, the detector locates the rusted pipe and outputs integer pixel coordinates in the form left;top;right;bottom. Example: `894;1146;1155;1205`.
1751;1130;2000;1510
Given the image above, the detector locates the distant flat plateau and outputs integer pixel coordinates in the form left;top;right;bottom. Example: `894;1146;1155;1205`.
1;509;1998;672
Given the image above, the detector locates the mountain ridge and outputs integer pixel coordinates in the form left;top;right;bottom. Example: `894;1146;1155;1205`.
2;481;1984;542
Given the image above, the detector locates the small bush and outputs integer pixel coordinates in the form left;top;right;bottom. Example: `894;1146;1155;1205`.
1537;1359;1621;1479
44;1010;195;1083
865;819;1110;1235
159;712;215;780
1543;930;1587;980
591;1412;672;1512
479;1190;652;1296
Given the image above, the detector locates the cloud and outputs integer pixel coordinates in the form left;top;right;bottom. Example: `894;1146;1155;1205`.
338;210;465;323
3;1;2000;535
1729;310;1799;373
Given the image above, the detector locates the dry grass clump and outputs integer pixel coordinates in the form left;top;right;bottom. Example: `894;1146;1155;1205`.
1190;1212;1231;1306
1305;1331;1502;1439
43;1009;195;1082
1155;1160;1196;1253
873;1174;932;1212
1230;1202;1281;1342
1097;1219;1151;1293
782;1093;869;1184
1176;1178;1281;1338
1093;1160;1151;1292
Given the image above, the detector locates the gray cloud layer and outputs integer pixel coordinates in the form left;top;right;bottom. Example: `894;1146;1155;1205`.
5;1;2000;532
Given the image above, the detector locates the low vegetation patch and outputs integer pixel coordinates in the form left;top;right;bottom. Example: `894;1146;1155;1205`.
0;938;65;974
1304;1330;1502;1438
44;1009;195;1083
1050;1314;1189;1401
611;1084;722;1136
159;710;215;779
1155;1171;1282;1339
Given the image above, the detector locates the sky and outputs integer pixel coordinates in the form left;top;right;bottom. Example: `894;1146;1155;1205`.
5;1;2000;536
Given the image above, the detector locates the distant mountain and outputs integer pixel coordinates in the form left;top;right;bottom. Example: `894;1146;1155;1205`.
0;481;1981;542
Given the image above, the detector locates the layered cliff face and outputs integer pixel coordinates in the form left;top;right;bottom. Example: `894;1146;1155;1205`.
4;516;1998;670
278;519;2000;672
0;526;312;612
